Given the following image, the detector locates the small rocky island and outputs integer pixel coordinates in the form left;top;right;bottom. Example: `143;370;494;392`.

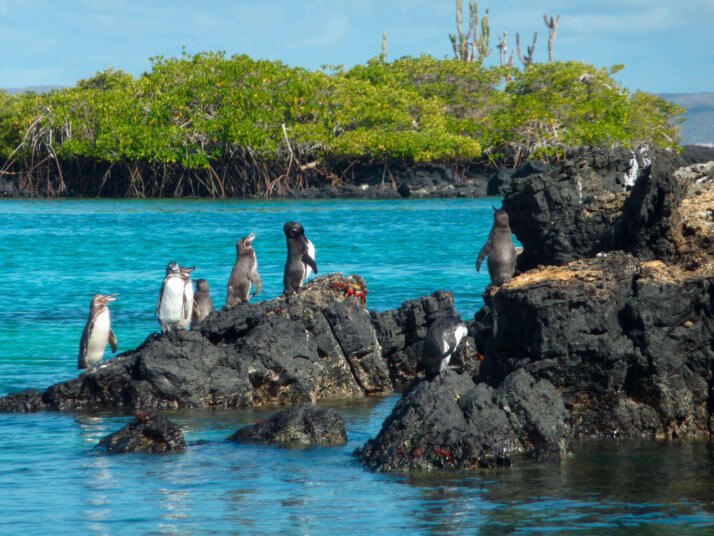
357;148;713;471
1;148;712;472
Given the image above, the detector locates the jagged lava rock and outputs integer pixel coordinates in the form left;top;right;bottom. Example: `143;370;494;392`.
473;251;713;439
97;413;186;453
0;389;46;413
371;291;478;384
229;405;347;447
356;369;569;471
0;275;471;412
503;148;682;270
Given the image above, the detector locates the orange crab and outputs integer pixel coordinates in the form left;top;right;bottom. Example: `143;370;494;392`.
331;281;368;306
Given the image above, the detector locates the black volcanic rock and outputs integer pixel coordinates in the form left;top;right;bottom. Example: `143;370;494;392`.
681;145;714;165
356;369;569;471
371;291;478;384
502;147;684;270
474;252;713;440
0;274;469;412
97;413;186;454
229;405;347;447
0;389;46;412
615;153;683;262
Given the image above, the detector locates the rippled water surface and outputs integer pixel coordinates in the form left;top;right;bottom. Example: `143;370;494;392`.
1;198;713;534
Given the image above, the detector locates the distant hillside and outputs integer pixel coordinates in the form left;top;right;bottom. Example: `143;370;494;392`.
3;86;63;95
661;92;714;146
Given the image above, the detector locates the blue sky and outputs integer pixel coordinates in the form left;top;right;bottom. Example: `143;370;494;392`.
0;0;711;93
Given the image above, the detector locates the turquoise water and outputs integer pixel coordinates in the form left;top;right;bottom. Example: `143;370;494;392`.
1;199;713;534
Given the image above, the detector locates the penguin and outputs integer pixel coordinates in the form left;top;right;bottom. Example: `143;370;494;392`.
157;261;186;333
226;232;262;306
192;278;214;325
78;294;118;370
476;208;517;286
283;221;318;294
422;315;469;379
178;265;195;330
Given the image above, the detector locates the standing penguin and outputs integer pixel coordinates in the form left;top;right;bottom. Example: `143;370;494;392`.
78;294;118;370
226;233;262;306
157;261;185;333
192;279;214;325
283;221;318;294
178;265;195;330
476;208;517;286
422;315;469;379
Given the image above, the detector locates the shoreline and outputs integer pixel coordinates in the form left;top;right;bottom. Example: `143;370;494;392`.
2;145;712;200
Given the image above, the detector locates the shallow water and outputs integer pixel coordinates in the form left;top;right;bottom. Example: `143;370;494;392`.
1;198;713;534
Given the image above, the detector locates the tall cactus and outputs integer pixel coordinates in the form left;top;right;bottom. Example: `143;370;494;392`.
379;32;388;64
516;32;538;67
497;32;514;68
543;14;560;62
449;0;491;64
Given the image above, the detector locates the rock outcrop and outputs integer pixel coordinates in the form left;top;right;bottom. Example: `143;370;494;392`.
97;413;186;453
356;369;569;471
473;252;713;439
357;151;713;471
503;147;683;270
371;294;477;384
0;275;469;412
229;405;347;447
476;155;714;439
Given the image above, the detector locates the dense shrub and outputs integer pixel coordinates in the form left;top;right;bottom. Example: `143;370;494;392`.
0;52;684;195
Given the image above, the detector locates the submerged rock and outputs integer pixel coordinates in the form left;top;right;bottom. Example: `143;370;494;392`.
0;275;470;412
229;405;347;447
0;389;46;413
356;369;569;471
97;413;186;454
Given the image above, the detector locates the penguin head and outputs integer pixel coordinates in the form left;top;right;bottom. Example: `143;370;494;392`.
91;293;117;312
283;221;305;240
493;208;510;228
195;279;210;293
180;266;195;279
165;261;180;275
237;232;256;253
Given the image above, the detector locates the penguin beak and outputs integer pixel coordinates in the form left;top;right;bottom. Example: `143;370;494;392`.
106;295;118;302
245;232;256;245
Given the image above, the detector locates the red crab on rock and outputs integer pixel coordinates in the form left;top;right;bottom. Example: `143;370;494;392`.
331;280;368;306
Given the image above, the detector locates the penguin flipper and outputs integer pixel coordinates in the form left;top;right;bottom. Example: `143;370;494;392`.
157;280;166;316
476;243;489;272
302;253;318;275
250;269;263;295
108;329;118;353
77;318;94;369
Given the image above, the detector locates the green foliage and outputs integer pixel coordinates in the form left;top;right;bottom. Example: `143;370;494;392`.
488;61;683;162
77;68;134;91
0;54;684;173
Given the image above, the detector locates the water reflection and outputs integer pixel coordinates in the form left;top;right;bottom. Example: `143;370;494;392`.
402;440;714;532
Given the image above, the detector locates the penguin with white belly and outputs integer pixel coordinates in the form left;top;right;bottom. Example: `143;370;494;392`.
283;222;318;294
157;261;185;333
422;315;469;379
78;294;118;370
178;265;195;330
